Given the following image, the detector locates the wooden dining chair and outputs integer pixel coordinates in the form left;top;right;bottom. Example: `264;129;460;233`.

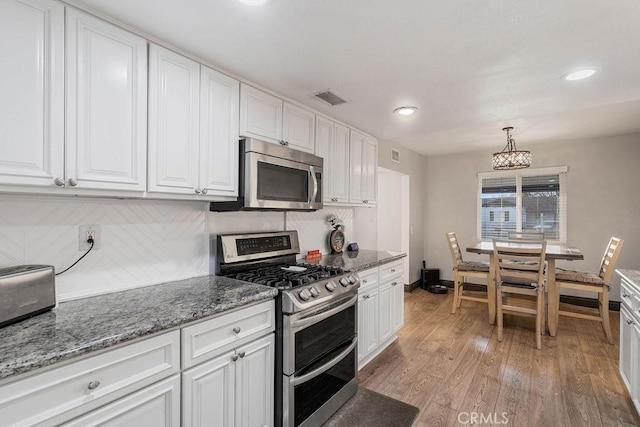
554;237;624;344
493;239;547;349
508;231;545;240
446;232;490;317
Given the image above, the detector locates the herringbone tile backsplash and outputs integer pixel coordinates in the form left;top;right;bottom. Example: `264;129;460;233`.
0;196;208;301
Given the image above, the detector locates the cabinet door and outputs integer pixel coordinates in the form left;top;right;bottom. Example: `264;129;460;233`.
315;116;333;201
391;279;405;333
62;375;181;427
199;66;239;196
240;84;282;143
620;306;634;392
332;124;351;203
0;0;64;188
235;334;274;427
363;138;378;204
349;130;365;203
148;44;200;194
379;283;393;343
182;350;236;427
282;102;315;153
66;9;147;191
357;288;379;363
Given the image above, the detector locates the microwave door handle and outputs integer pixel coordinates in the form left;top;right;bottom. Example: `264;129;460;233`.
309;165;318;205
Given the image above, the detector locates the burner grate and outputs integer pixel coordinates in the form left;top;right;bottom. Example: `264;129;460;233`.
228;264;344;289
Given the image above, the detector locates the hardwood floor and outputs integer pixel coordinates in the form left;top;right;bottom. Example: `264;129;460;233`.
358;289;640;427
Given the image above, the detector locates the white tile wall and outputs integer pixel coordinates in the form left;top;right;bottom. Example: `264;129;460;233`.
287;207;355;258
0;196;209;301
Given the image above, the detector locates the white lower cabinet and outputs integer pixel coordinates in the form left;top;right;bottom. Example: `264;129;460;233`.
357;260;405;369
618;271;640;415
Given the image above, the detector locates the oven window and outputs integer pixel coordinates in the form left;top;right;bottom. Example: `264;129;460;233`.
257;162;308;202
294;304;355;373
294;347;356;427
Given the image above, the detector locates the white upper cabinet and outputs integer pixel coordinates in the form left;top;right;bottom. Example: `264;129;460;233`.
316;117;349;203
0;0;64;188
148;45;239;197
282;102;315;153
199;65;239;196
148;44;200;195
240;84;315;153
349;130;377;205
240;84;282;143
66;9;148;192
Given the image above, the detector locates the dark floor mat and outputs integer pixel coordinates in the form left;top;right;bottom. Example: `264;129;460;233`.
323;387;420;427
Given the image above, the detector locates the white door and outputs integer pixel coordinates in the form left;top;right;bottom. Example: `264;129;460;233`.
239;84;282;143
391;279;405;332
282;102;315;153
66;9;147;191
333;124;351;203
363;138;378;204
182;350;236;427
62;375;181;427
349;130;365;203
235;334;274;427
148;44;200;194
378;282;393;343
0;0;64;188
199;66;240;196
315;116;333;201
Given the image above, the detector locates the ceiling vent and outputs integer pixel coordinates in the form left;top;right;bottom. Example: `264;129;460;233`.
313;90;347;106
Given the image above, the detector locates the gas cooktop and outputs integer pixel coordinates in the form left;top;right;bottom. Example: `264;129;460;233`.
227;263;345;290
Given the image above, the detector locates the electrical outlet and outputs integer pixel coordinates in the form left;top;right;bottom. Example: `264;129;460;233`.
79;225;101;250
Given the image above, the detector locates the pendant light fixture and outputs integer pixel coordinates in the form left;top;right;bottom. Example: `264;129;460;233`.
492;127;532;170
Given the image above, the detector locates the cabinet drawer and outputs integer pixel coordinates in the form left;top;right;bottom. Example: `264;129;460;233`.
621;279;638;313
358;267;378;292
379;259;404;282
0;331;180;427
181;300;274;369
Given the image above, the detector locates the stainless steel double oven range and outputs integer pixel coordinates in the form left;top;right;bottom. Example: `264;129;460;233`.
216;231;359;427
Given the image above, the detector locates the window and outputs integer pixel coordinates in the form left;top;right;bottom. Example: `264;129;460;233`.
477;167;567;242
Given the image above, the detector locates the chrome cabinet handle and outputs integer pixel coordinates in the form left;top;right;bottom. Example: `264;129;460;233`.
362;279;367;284
391;269;396;273
68;178;78;186
195;188;202;194
53;177;65;187
623;293;630;298
331;197;338;202
627;319;635;325
88;380;100;390
232;326;241;334
363;294;370;299
201;188;208;195
363;200;368;204
238;351;246;358
231;354;239;361
391;281;398;286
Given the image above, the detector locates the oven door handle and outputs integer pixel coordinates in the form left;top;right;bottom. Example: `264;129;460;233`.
290;338;357;387
290;294;358;331
308;165;318;206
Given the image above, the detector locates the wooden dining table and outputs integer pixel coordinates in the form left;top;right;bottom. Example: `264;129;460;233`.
466;241;584;336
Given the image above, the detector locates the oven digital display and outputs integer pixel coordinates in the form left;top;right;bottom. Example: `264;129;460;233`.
236;236;291;256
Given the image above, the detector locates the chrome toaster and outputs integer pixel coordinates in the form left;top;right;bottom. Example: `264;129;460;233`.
0;265;55;328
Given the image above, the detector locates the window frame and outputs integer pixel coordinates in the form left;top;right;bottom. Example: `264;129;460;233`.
477;166;568;243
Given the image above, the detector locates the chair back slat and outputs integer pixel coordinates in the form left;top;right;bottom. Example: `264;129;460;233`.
446;232;464;267
493;239;547;287
599;237;624;284
508;231;545;240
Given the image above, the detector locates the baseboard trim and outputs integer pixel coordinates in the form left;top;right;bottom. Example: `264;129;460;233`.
436;280;620;311
405;280;421;293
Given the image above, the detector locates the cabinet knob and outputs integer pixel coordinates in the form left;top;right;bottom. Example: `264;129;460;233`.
53;177;65;187
231;354;239;362
68;178;78;187
195;188;202;194
627;319;635;325
87;380;100;390
232;326;241;334
331;198;338;202
623;293;630;298
363;294;369;299
391;281;398;286
391;269;396;273
201;188;208;195
362;279;367;284
238;351;246;358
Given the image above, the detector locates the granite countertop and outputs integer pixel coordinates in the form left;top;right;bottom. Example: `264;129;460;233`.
0;276;277;382
306;249;406;272
617;269;640;288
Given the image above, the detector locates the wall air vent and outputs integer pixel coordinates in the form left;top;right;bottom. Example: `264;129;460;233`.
391;148;400;163
313;90;347;106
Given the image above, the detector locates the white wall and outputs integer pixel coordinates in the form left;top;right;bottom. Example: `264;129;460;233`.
424;132;640;300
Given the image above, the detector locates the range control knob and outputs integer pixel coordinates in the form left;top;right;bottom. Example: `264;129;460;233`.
309;287;319;297
348;275;357;284
339;277;349;287
325;281;337;292
298;289;311;301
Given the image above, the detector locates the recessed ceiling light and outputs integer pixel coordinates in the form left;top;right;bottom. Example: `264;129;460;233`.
564;69;597;81
237;0;268;5
394;106;417;116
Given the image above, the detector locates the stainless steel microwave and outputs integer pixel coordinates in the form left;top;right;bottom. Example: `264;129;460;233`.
210;138;323;211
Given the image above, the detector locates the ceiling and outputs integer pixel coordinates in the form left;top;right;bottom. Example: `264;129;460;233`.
72;0;640;156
